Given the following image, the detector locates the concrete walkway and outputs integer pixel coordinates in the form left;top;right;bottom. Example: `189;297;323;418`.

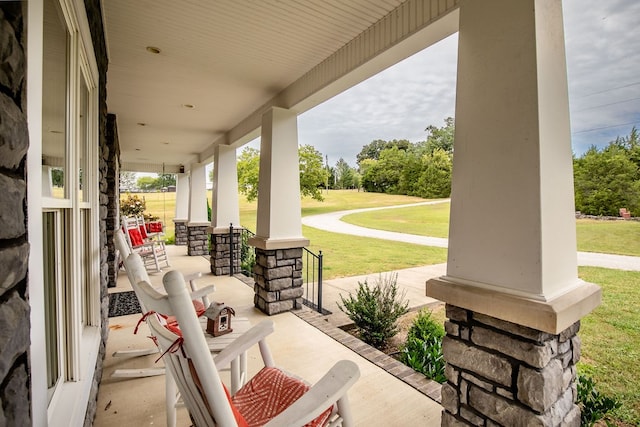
303;202;640;272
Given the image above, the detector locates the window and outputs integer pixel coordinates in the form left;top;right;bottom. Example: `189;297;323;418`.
42;0;68;199
40;0;100;414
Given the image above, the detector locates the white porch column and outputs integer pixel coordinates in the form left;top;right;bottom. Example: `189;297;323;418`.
186;163;209;255
209;145;242;275
188;163;208;223
249;107;309;250
428;2;600;426
249;107;308;315
172;172;189;245
174;173;189;220
211;145;240;232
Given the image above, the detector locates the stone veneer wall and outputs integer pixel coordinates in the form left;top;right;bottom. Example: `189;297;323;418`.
187;225;209;256
253;248;304;315
0;3;31;425
440;304;581;427
105;114;120;288
173;219;188;245
210;230;242;275
84;0;111;424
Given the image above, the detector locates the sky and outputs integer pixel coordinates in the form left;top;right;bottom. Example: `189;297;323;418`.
279;0;640;168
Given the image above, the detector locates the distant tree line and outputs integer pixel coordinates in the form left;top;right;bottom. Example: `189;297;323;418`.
357;117;454;198
573;127;640;216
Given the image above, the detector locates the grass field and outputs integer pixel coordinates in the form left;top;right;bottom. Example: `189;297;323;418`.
578;267;640;425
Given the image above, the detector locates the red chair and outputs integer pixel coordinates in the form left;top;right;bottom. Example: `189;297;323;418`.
122;215;169;272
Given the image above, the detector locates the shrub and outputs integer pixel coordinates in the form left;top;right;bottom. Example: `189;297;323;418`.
240;230;256;275
577;373;621;426
120;193;146;217
400;309;446;383
338;273;408;349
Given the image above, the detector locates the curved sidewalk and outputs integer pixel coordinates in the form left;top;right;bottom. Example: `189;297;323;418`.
302;202;640;272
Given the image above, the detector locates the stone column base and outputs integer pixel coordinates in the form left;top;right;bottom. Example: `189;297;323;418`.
173;219;188;246
187;224;209;256
440;304;581;426
209;229;241;276
253;247;303;315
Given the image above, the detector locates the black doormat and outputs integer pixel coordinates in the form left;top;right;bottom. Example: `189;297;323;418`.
108;291;142;317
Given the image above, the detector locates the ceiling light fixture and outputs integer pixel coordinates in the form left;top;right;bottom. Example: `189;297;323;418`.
146;46;161;54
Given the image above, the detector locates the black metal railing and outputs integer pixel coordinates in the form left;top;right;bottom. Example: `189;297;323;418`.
239;226;256;276
302;247;328;314
230;225;327;314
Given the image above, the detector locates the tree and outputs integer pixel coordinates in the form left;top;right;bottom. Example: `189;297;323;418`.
573;143;640;216
299;144;327;201
361;146;407;193
120;171;136;191
51;168;64;187
356;139;411;167
416;149;453;198
156;173;176;188
237;147;260;202
422;117;455;155
335;158;357;189
136;176;157;192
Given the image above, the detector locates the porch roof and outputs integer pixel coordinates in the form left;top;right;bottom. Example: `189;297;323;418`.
102;0;459;172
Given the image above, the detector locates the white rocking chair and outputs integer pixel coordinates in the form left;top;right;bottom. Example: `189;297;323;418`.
112;230;213;377
122;215;169;272
142;270;360;427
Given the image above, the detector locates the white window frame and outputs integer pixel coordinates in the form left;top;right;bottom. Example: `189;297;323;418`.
28;0;102;424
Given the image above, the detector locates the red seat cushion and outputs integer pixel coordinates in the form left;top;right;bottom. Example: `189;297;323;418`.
138;224;149;239
127;228;144;247
163;300;207;336
149;222;163;233
232;367;332;427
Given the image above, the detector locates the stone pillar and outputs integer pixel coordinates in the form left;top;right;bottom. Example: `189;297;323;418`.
248;107;309;314
187;163;209;255
440;305;581;426
209;228;242;275
427;1;600;425
209;144;242;275
0;5;31;424
187;224;210;256
173;219;188;246
173;172;189;245
253;248;304;315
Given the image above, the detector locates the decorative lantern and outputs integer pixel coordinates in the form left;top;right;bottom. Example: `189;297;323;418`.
204;302;235;337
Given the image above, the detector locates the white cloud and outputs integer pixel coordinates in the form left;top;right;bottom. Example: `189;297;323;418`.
295;1;640;167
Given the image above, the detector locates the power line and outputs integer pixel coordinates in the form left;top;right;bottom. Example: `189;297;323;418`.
572;121;640;135
573;96;640;113
573;81;640;99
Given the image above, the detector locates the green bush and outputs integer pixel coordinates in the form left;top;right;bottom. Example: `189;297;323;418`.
400;309;446;383
577;373;622;426
338;273;408;349
240;230;256;275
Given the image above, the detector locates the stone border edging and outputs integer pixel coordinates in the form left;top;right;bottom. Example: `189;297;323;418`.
294;308;442;404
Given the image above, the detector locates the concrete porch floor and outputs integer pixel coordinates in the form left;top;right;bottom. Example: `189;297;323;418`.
95;245;443;426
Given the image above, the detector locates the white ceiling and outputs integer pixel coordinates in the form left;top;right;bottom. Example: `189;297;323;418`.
103;0;459;172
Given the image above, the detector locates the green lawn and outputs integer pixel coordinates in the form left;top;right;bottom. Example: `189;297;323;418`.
343;201;640;257
341;202;450;238
578;267;640;425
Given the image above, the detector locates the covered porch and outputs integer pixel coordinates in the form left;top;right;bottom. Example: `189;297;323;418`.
96;245;443;426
